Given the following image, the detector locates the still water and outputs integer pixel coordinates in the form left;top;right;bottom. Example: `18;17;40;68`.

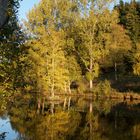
0;96;140;140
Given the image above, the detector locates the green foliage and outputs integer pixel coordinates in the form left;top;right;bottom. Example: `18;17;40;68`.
71;1;119;88
85;63;99;81
0;0;26;91
133;43;140;75
114;1;140;74
77;80;87;94
115;0;140;43
66;56;82;82
24;0;82;95
101;24;132;76
22;0;134;93
26;31;70;95
2;0;140;96
94;80;112;95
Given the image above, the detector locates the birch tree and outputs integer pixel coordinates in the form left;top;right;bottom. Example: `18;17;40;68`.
25;0;73;96
73;0;119;89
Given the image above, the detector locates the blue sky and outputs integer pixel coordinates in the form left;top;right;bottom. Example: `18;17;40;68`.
18;0;40;21
18;0;132;22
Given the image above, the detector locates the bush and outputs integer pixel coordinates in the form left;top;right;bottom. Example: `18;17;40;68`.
93;80;112;96
77;81;87;94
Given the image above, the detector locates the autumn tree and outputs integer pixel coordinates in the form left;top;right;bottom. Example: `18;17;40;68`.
102;24;132;80
24;0;133;93
72;0;119;89
24;0;81;96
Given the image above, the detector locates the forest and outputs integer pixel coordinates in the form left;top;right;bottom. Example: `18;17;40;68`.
0;0;140;97
0;0;140;140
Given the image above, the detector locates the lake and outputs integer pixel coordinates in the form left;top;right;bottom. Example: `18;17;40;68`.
0;96;140;140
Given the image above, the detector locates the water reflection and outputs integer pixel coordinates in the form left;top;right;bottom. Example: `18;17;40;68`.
0;116;18;140
0;96;140;140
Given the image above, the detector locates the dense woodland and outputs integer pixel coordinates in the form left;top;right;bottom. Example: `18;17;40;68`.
0;0;140;98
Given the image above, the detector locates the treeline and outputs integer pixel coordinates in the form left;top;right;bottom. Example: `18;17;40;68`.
0;0;140;96
115;0;140;74
0;0;25;92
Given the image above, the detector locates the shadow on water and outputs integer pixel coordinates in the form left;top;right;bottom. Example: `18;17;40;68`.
0;95;140;140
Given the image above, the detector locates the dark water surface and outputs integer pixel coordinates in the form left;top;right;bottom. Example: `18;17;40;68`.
0;97;140;140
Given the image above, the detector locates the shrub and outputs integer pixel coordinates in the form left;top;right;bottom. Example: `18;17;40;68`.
93;80;112;96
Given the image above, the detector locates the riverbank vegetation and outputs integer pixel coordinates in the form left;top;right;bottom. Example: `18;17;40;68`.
0;0;140;100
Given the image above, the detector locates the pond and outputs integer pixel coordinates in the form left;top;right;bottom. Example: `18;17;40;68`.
0;96;140;140
0;117;18;140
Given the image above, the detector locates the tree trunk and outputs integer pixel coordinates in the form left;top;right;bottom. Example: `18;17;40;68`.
89;101;93;140
115;110;118;129
89;58;93;89
51;88;54;97
63;97;67;110
64;82;67;93
0;0;8;28
51;47;55;97
51;102;54;114
90;80;93;89
68;97;71;110
41;97;45;114
114;62;117;81
89;101;93;113
37;98;41;114
68;81;71;94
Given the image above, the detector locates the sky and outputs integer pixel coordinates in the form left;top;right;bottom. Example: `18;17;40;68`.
18;0;40;22
18;0;132;22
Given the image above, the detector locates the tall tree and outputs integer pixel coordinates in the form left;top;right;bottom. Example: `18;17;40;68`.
115;0;140;43
0;0;25;91
25;0;79;96
72;0;119;89
102;24;132;80
115;0;140;74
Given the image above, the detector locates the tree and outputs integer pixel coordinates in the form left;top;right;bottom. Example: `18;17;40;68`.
115;0;140;74
0;0;22;28
25;30;69;97
115;0;140;44
0;0;25;91
72;0;119;89
133;43;140;75
45;30;69;96
126;1;140;43
66;55;82;93
102;24;132;80
24;0;82;95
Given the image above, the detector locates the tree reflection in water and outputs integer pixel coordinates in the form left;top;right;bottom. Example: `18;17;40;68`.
0;95;140;140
